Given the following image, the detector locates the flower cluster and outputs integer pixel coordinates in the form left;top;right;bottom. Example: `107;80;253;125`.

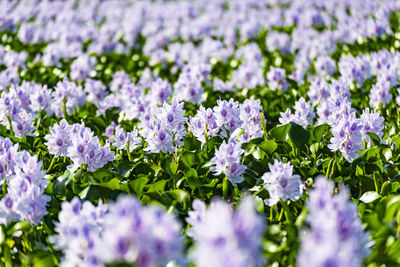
298;176;370;267
186;196;265;267
279;97;315;127
51;79;86;117
262;160;303;206
211;140;246;186
328;111;364;162
140;99;187;154
0;137;49;225
51;195;183;267
111;125;142;152
45;119;114;173
267;67;288;92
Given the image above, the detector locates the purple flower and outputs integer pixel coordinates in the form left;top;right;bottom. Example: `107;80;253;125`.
70;54;95;81
189;105;219;145
369;80;392;109
45;119;72;158
267;67;288;92
112;126;142;152
52;195;183;266
211;140;246;186
174;64;206;104
213;98;241;136
149;78;172;105
110;71;131;92
298;176;370;267
50;197;107;266
0;137;49;225
51;78;86;117
187;196;265;267
328;113;363;162
314;55;337;78
102;196;183;266
262;160;303;206
280;97;315;127
360;108;384;145
46;121;114;172
85;78;107;103
144;124;175;154
266;31;291;54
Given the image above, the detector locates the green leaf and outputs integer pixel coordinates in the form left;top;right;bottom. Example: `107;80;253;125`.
182;152;195;168
270;124;290;141
359;191;380;203
312;124;330;143
32;251;58;267
96;178;120;191
167;189;189;203
147;180;167;194
381;181;392;195
129;178;149;198
117;161;134;177
259;139;278;155
184;168;201;190
289;123;310;148
170;161;179;175
367;132;381;146
254;196;264;213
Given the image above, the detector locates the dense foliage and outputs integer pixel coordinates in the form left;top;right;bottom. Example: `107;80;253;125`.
0;0;400;266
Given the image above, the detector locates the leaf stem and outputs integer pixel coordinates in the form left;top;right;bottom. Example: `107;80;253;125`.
126;143;132;161
222;176;229;200
62;97;68;119
47;157;57;173
6;115;14;137
281;201;295;224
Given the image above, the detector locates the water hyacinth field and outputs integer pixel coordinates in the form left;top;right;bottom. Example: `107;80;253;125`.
2;0;400;266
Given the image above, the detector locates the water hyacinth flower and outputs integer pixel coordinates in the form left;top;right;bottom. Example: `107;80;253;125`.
29;84;53;114
298;176;370;267
51;78;86;117
369;80;392;109
0;91;21;123
231;62;265;90
50;197;107;267
52;195;183;267
45;120;114;173
174;64;206;104
70;54;95;81
144;123;175;154
307;78;330;106
213;78;235;93
0;137;50;225
102;196;183;266
85;78;107;104
314;55;337;78
189;105;219;145
210;140;246;186
278;97;315;127
44;119;71;158
213;98;242;137
110;70;131;92
267;67;288;92
266;31;291;54
186;196;265;267
239;96;263;125
360;108;384;145
11;111;36;138
328;113;363;162
142;99;187;154
112;125;142;152
262;160;303;206
150;78;172;105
